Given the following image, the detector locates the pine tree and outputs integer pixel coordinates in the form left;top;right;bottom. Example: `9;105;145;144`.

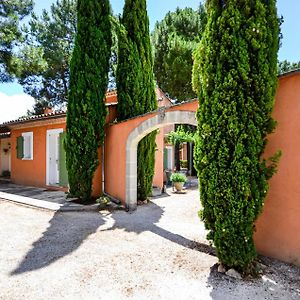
15;0;77;110
0;0;33;82
193;0;280;274
65;0;112;200
116;0;157;200
278;60;300;75
152;5;207;101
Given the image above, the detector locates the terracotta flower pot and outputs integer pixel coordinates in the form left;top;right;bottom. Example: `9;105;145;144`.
174;182;184;192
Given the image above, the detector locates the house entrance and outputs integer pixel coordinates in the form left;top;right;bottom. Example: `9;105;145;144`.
104;99;199;211
0;138;11;176
46;129;63;186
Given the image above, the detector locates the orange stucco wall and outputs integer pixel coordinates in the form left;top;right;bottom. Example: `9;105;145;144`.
104;101;199;201
10;120;102;196
153;129;164;189
180;143;188;161
254;74;300;266
11;121;66;189
104;113;153;201
152;88;174;190
91;147;103;198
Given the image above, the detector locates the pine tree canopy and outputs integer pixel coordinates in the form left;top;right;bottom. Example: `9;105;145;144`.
0;0;33;82
152;5;207;102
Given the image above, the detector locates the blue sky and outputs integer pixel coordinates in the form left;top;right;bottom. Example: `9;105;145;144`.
0;0;299;122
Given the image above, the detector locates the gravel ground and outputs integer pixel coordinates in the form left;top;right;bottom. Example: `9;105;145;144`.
0;189;299;300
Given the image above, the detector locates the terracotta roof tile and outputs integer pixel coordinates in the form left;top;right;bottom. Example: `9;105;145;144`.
0;109;67;127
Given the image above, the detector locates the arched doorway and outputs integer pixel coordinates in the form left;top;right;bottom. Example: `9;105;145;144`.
125;110;197;210
104;100;198;210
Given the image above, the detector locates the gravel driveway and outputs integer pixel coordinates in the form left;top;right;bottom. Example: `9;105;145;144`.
0;189;299;300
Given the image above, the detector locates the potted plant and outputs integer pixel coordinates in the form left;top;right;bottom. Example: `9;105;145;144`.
170;173;187;192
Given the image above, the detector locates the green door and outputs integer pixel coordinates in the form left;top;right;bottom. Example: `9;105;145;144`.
16;136;24;159
59;132;68;186
163;148;168;170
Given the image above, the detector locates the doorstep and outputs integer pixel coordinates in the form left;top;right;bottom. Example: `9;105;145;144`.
0;191;100;212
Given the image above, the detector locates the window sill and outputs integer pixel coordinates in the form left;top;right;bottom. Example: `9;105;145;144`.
22;158;33;161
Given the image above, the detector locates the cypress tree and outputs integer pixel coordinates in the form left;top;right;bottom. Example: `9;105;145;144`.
116;0;157;200
193;0;280;273
65;0;112;200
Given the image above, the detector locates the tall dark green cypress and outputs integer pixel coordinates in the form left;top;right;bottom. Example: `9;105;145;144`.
65;0;112;200
116;0;157;200
193;0;280;273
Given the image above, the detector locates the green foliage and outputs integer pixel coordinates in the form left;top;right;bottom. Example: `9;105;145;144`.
65;0;112;200
1;170;11;178
116;0;157;119
96;196;111;206
193;0;280;274
137;131;157;200
278;60;300;75
116;0;157;201
152;5;207;101
12;0;119;114
170;173;187;183
180;160;188;169
167;125;196;145
0;0;33;82
13;0;76;112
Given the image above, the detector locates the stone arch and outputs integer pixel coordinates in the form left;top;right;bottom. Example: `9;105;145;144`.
125;110;197;211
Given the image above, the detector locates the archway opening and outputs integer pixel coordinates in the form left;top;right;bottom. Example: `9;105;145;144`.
125;110;197;211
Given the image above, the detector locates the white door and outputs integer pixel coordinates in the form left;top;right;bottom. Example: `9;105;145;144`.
0;139;11;173
47;129;63;185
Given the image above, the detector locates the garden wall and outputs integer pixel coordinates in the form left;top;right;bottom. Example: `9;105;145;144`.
255;71;300;266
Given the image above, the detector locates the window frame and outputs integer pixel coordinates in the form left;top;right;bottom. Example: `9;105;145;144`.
21;131;33;160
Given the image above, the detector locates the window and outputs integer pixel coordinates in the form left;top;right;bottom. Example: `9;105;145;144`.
22;132;33;160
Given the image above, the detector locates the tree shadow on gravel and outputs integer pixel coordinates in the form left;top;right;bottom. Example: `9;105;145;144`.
108;201;216;256
11;201;214;276
11;211;104;275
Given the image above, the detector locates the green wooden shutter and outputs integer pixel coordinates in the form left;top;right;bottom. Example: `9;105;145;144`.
16;136;24;159
59;132;68;186
163;148;168;169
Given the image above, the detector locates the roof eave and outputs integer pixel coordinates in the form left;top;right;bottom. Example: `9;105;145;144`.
278;68;300;79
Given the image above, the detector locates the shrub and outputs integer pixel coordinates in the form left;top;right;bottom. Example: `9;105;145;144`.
1;170;10;178
170;173;187;183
